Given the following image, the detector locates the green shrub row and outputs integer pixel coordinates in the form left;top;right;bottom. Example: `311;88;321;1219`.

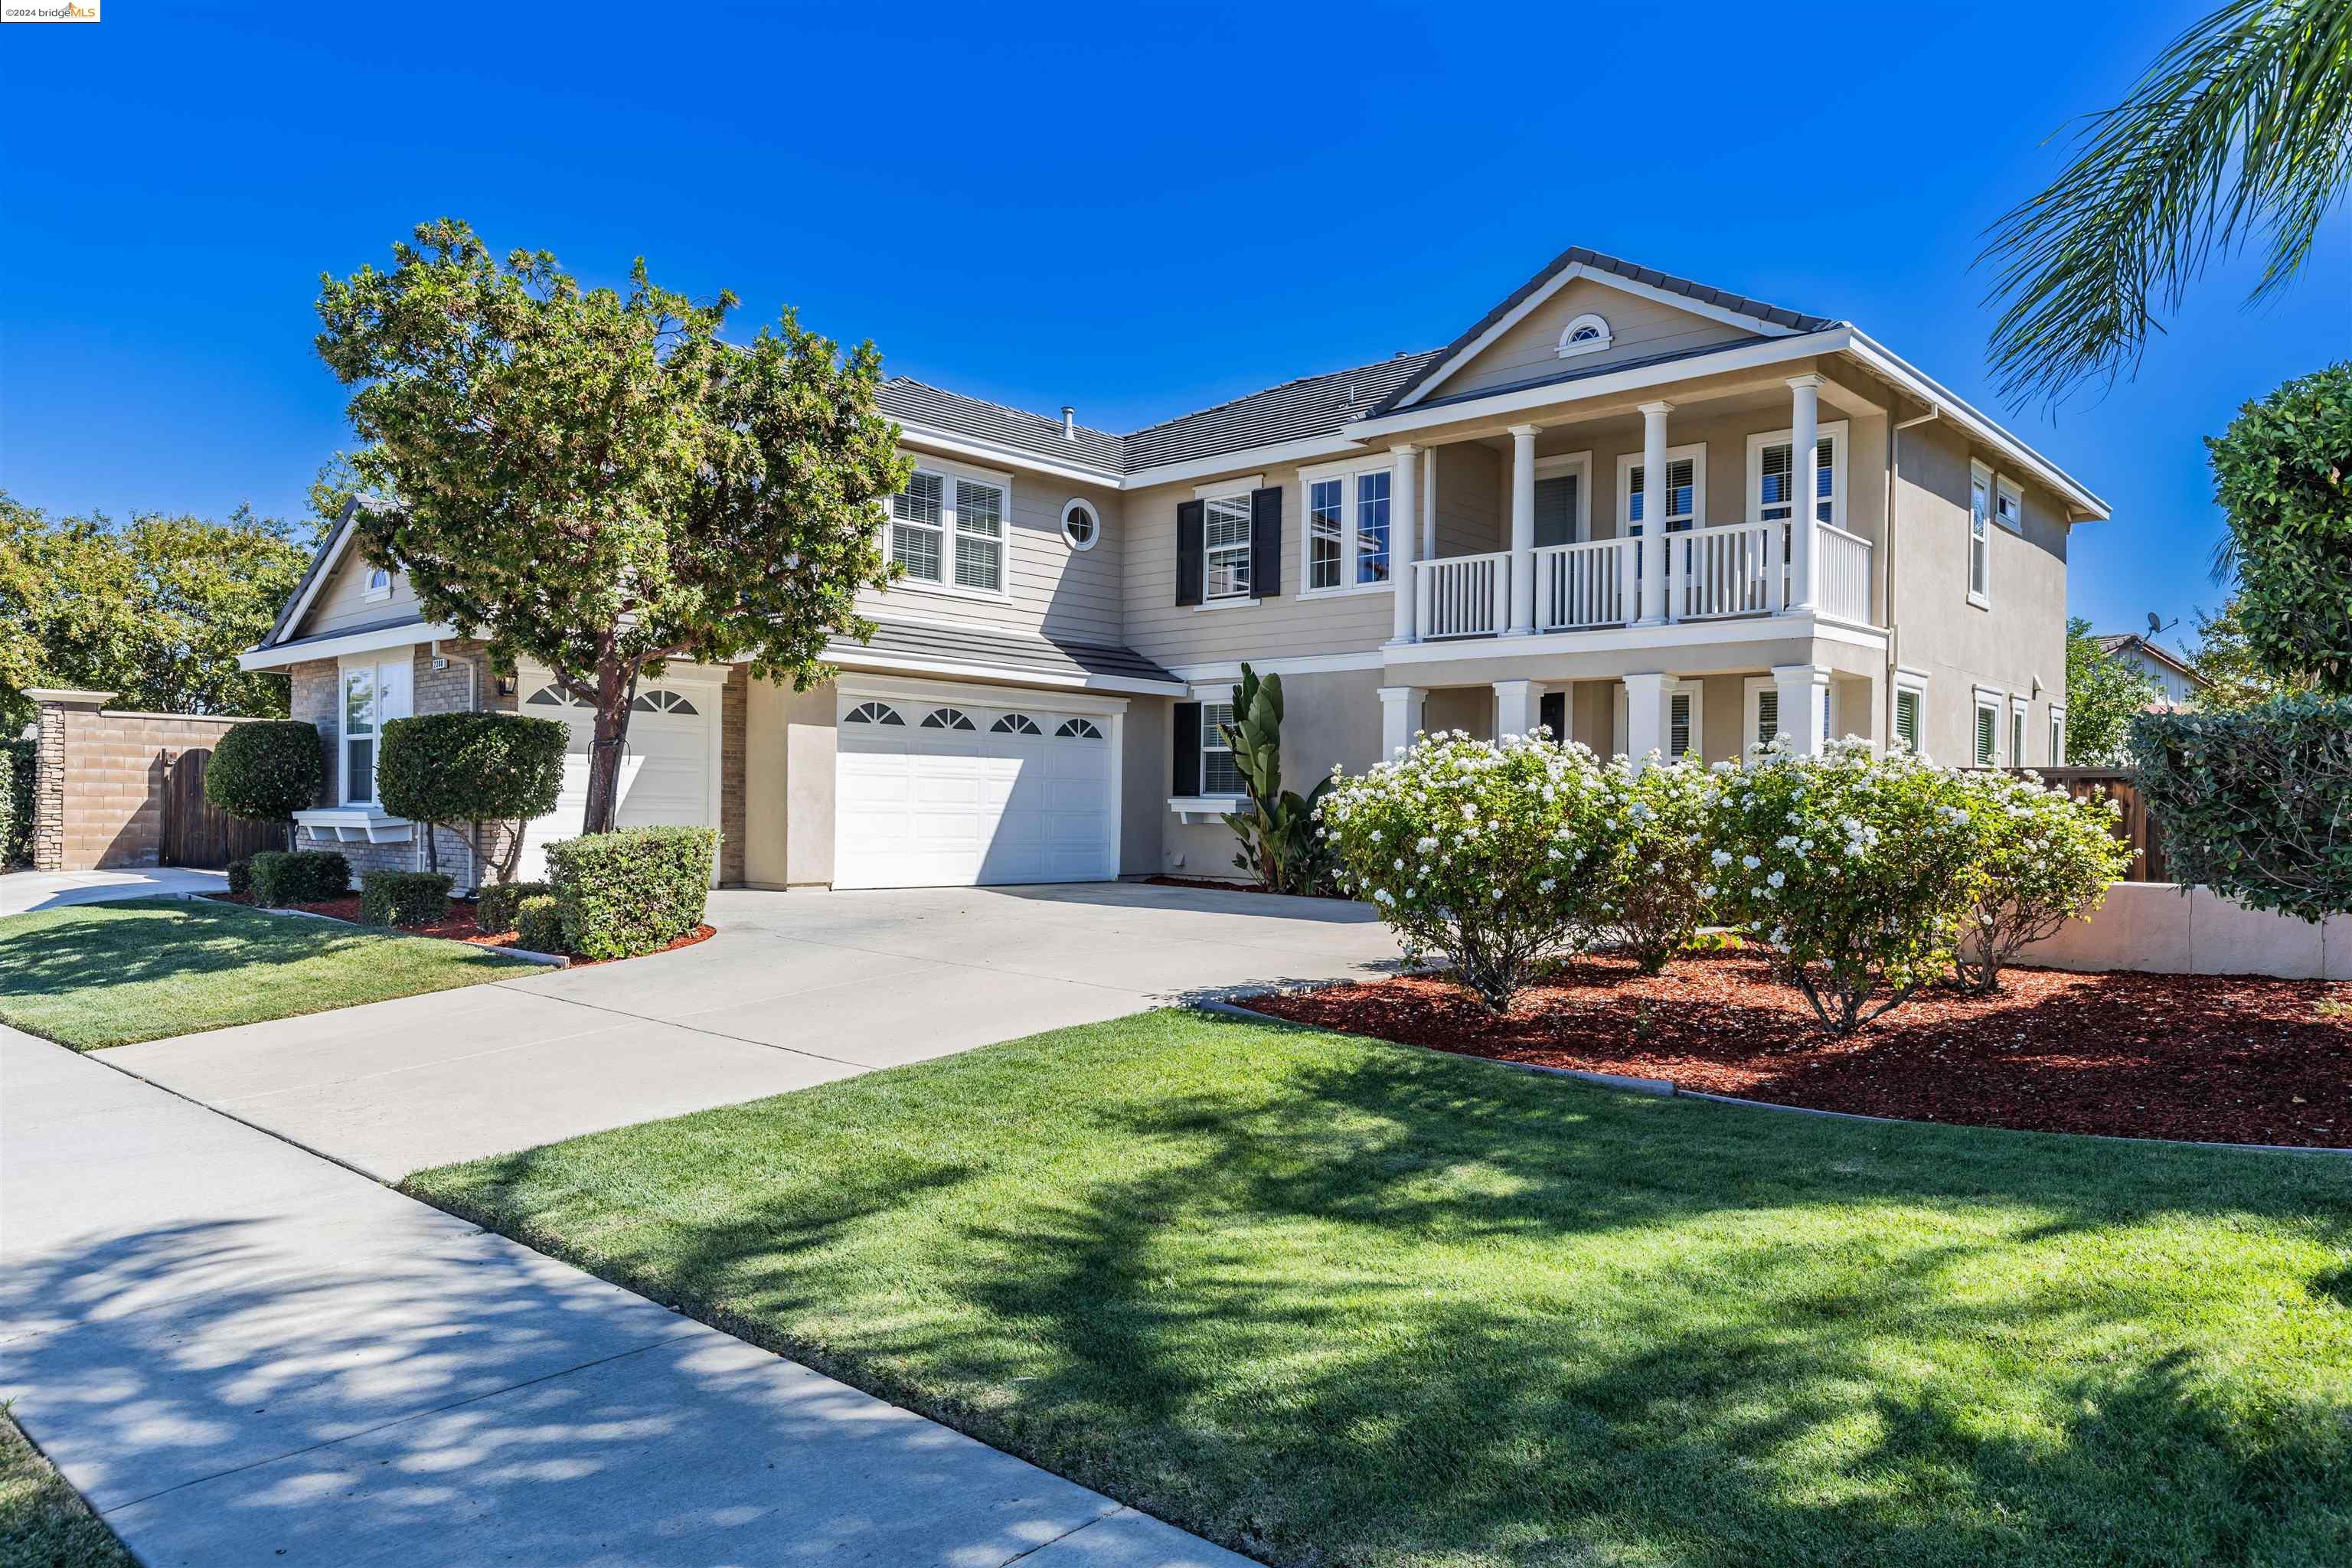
359;869;452;928
1;737;34;867
2132;697;2352;923
543;825;717;961
513;893;565;955
247;848;350;906
474;878;550;936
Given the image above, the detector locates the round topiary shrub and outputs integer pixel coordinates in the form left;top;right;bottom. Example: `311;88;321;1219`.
204;720;325;837
376;711;568;883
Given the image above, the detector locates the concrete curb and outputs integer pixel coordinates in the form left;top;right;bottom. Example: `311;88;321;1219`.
1193;995;2347;1158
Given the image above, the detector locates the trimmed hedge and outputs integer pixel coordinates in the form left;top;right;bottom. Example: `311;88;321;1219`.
2;736;33;866
377;712;568;881
247;848;350;906
544;825;716;961
2132;697;2352;922
512;894;564;956
475;879;550;936
205;720;325;825
360;869;453;928
226;857;254;898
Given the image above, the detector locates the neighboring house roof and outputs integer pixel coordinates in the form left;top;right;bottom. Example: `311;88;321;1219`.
828;617;1182;694
1369;246;1839;416
2095;632;2210;688
877;379;1125;479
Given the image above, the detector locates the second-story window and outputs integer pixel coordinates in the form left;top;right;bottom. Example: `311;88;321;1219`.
1308;479;1344;590
1619;446;1703;536
889;464;1008;596
1355;471;1392;584
1968;461;1994;606
1204;493;1254;601
1298;459;1399;594
1749;424;1844;529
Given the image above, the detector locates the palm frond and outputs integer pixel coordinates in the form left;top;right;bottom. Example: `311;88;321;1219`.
1979;0;2352;410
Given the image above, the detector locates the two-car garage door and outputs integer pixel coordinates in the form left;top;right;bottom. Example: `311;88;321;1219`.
834;692;1118;889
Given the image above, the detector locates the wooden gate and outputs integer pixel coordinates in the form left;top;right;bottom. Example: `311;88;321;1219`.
162;748;282;868
2005;766;2167;882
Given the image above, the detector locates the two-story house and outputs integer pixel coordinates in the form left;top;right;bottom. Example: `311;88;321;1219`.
241;245;2107;890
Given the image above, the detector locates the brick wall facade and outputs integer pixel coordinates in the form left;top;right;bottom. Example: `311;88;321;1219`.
27;689;273;872
720;666;746;886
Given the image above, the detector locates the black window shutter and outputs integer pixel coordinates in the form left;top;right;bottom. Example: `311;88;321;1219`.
1175;500;1204;607
1172;701;1202;795
1539;691;1566;743
1250;486;1282;599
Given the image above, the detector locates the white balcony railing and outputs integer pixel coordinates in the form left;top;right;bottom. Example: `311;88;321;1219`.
1534;537;1629;630
1416;550;1509;639
1410;521;1870;641
1816;524;1872;622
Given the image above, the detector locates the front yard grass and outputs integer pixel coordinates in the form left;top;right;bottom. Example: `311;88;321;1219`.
0;897;527;1050
1;1409;135;1568
407;1008;2352;1568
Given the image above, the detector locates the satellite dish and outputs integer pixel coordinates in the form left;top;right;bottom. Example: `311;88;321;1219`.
2147;611;2162;634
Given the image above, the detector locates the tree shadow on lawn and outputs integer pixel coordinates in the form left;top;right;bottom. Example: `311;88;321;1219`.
443;1022;2352;1568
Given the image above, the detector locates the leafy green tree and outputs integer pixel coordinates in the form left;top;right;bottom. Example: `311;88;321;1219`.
315;219;908;835
1220;665;1334;894
375;711;567;882
0;493;305;732
2064;617;2162;765
1980;0;2352;407
2132;697;2352;921
2204;364;2352;695
2188;596;2321;710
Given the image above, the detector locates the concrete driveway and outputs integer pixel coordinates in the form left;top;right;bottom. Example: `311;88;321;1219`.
0;866;227;916
102;881;1402;1178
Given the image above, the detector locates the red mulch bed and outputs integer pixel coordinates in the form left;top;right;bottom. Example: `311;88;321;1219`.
1240;952;2352;1148
204;891;714;964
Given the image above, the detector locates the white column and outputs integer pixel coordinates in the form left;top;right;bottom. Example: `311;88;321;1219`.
1389;443;1420;645
1377;684;1426;758
1622;672;1674;772
1637;401;1673;625
1772;662;1831;755
1506;423;1539;635
1785;374;1821;613
1492;678;1538;740
1420;444;1438;561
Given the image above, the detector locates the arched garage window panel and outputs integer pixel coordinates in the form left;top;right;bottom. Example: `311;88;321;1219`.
525;684;588;709
990;713;1042;734
1055;718;1102;740
631;689;700;714
1556;312;1613;358
844;701;904;725
920;707;976;731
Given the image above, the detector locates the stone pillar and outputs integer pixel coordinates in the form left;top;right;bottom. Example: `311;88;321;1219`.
1506;424;1539;635
1388;444;1420;645
24;689;112;873
1772;663;1832;755
1377;685;1426;759
1622;672;1674;772
1786;374;1822;613
1491;678;1538;741
1637;401;1674;625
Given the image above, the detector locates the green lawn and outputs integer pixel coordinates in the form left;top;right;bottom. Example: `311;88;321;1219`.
2;1410;135;1568
408;1009;2352;1568
0;897;526;1049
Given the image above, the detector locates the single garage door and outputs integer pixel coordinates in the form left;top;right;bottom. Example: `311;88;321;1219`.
514;666;721;883
834;694;1116;889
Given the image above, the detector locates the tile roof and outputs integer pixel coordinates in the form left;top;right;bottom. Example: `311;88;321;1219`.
830;617;1182;689
877;380;1125;478
1118;351;1444;471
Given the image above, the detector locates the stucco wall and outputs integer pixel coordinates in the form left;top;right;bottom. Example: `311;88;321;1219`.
1159;667;1384;877
2013;882;2352;981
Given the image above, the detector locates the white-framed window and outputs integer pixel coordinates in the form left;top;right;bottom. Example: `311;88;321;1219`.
1746;421;1847;530
1968;460;1994;608
1297;459;1398;595
1994;475;2025;534
1534;452;1592;547
1745;675;1834;753
338;654;413;805
1556;312;1613;358
1060;497;1100;552
1200;700;1243;795
1974;688;2004;766
1893;668;1929;758
1203;492;1254;602
888;459;1010;598
1617;679;1705;760
1618;443;1706;537
2010;695;2030;768
2049;706;2066;765
361;564;392;603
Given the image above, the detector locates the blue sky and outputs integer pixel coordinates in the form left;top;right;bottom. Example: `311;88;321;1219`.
5;0;2344;650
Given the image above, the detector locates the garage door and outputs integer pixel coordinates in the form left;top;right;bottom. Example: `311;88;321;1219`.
834;694;1116;889
514;667;720;883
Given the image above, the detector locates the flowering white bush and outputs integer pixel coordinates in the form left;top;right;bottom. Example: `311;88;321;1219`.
1319;730;1614;1008
1590;756;1720;972
1708;738;1987;1034
1952;769;2134;991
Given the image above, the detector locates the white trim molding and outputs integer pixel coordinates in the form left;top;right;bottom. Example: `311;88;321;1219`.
1060;495;1102;551
292;806;413;844
822;645;1184;697
833;670;1132;718
1555;312;1613;358
240;620;450;671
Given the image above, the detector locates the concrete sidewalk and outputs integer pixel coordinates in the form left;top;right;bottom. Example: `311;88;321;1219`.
0;1025;1249;1566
